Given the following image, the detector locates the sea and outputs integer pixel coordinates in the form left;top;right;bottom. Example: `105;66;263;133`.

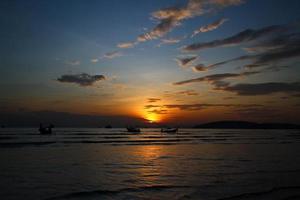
0;128;300;200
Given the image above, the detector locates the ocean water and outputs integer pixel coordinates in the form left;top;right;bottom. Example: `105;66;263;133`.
0;128;300;200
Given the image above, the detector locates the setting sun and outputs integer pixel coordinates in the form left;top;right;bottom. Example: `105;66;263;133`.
144;113;160;123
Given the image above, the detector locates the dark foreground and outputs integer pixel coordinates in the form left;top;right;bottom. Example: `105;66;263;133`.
0;128;300;200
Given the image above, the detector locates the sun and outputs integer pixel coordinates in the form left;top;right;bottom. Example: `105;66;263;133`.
144;113;160;123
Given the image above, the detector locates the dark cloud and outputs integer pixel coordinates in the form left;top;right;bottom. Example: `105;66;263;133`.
57;73;105;87
147;98;161;103
219;82;300;95
183;25;288;51
144;105;162;109
244;32;300;53
247;45;300;69
192;63;210;72
174;71;260;85
223;96;236;100
177;90;199;96
144;102;262;112
176;56;198;67
292;93;300;98
163;103;261;111
206;55;252;69
191;33;300;72
148;109;168;114
229;107;280;120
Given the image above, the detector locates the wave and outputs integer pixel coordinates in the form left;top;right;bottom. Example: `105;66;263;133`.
46;185;190;200
217;186;300;200
0;141;56;147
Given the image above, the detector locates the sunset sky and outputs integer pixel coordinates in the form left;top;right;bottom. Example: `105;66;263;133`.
1;0;300;125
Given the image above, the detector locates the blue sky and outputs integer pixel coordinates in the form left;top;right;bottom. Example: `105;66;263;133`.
0;0;300;124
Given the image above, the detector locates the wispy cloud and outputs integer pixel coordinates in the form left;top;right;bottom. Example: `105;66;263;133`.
147;98;161;103
201;35;300;71
176;56;198;67
177;90;199;96
138;0;242;42
103;51;122;59
57;73;105;87
190;32;300;72
174;71;260;85
144;105;161;109
158;37;183;47
183;24;288;51
192;63;209;72
117;42;135;49
145;102;262;112
91;58;99;63
217;82;300;95
191;18;228;37
65;60;80;66
148;109;168;114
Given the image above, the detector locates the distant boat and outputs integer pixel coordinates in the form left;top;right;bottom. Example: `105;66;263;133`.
39;124;54;134
161;128;178;133
1;125;5;128
126;127;141;133
104;125;112;128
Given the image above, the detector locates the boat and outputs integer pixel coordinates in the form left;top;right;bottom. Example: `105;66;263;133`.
161;128;178;133
126;127;141;133
39;124;54;134
104;125;112;128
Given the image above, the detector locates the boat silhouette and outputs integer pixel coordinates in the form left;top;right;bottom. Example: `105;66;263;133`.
39;123;54;134
161;127;178;133
126;127;141;132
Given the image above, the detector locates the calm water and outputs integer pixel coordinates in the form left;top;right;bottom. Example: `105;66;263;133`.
1;128;300;200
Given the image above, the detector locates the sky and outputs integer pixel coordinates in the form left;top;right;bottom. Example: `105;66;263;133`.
0;0;300;126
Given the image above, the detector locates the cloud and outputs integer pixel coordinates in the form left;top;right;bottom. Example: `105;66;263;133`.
91;58;99;63
183;24;288;51
205;55;252;69
104;51;122;59
144;105;161;109
244;32;300;53
117;42;135;48
191;18;228;37
218;82;300;95
192;63;209;72
57;73;105;87
176;56;198;67
144;101;262;112
160;102;261;111
232;107;279;118
158;37;183;46
246;45;300;69
138;18;179;42
65;60;80;66
292;93;300;98
174;71;260;85
193;33;300;71
138;0;242;42
209;0;244;6
223;96;236;100
177;90;199;96
147;98;161;103
148;109;168;114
